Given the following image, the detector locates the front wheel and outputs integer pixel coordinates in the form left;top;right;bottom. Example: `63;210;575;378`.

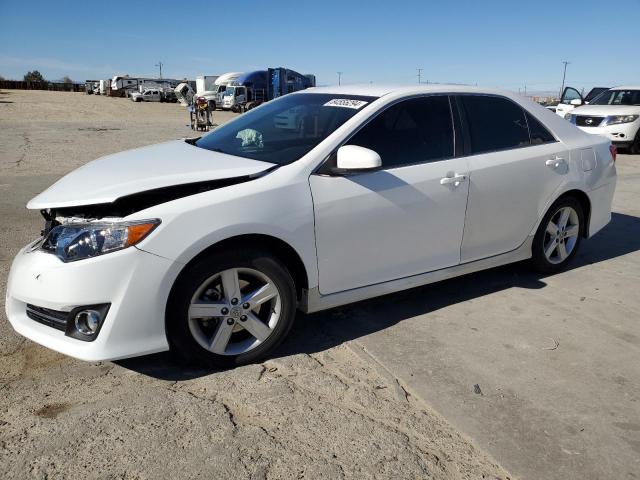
530;197;584;273
167;249;297;367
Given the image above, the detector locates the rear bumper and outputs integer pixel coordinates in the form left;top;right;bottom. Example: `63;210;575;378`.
5;244;177;361
587;180;616;238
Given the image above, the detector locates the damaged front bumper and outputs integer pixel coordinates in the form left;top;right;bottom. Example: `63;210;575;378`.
5;242;177;361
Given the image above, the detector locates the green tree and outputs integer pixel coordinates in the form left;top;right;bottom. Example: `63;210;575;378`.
62;75;73;84
24;70;46;83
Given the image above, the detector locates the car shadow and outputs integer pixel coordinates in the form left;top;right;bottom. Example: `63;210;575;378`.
118;212;640;380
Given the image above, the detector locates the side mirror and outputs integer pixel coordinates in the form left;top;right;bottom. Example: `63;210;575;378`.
336;145;382;173
570;98;583;106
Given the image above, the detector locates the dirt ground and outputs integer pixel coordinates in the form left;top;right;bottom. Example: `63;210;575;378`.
0;90;511;479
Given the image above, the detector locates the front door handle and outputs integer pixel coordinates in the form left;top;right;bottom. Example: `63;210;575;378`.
440;173;467;187
546;156;565;168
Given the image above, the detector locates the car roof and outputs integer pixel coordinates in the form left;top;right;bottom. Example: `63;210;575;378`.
303;84;511;98
611;85;640;90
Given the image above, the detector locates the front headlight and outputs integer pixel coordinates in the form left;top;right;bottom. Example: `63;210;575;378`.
603;115;639;126
40;219;160;262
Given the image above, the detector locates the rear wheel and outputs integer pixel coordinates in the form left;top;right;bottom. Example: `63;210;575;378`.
531;196;584;273
167;249;297;367
629;130;640;155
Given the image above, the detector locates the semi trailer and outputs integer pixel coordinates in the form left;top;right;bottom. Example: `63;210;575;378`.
221;67;315;112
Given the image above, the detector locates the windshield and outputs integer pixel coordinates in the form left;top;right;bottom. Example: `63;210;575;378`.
195;93;376;165
584;87;609;103
589;89;640;106
224;86;235;97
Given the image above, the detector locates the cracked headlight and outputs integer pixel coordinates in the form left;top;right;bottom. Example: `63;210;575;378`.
602;115;639;126
40;220;160;262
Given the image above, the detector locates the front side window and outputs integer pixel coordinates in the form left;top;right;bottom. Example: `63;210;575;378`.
346;96;454;168
460;95;530;154
195;93;376;165
560;87;582;104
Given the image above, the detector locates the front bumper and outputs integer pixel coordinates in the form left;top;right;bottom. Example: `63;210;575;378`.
5;244;177;361
577;121;639;145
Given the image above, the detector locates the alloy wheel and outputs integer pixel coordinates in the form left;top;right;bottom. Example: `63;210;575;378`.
188;267;281;356
543;206;580;264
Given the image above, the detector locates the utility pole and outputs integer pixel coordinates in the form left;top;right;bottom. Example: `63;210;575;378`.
155;61;163;79
337;71;343;86
559;60;570;98
417;68;423;84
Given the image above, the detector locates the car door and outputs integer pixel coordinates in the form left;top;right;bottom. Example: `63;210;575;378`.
555;87;583;118
456;94;569;263
310;95;470;295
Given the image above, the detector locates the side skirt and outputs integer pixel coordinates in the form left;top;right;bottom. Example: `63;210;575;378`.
300;236;533;314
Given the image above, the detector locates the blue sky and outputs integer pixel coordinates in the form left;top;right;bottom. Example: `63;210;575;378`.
1;0;639;94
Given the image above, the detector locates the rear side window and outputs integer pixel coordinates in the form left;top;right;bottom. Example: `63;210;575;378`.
460;95;530;154
525;111;555;145
346;95;454;168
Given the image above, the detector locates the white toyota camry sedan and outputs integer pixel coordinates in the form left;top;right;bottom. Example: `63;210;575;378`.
6;85;617;367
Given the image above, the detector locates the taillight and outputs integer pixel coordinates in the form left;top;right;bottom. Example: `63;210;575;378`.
609;144;617;162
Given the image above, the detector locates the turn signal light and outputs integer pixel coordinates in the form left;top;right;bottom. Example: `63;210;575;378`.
126;222;159;246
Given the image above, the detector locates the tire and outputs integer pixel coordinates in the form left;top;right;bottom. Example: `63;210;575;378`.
530;196;584;273
167;248;297;368
630;130;640;155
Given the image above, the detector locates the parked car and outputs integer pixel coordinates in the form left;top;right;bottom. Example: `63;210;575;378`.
554;86;610;118
566;86;640;154
6;85;617;367
130;89;162;102
161;90;178;103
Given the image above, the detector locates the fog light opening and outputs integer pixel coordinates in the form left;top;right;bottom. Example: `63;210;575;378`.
74;310;101;335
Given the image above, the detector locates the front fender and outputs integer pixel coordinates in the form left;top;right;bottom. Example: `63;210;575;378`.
129;173;319;291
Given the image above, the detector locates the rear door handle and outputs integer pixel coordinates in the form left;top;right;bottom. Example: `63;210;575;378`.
440;173;467;187
546;156;565;168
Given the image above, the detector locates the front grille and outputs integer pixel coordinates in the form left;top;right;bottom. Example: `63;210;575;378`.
575;115;604;127
26;304;69;332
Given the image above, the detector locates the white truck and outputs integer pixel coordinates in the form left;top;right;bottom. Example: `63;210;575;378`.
196;76;219;95
195;72;243;110
130;89;162;102
174;73;243;108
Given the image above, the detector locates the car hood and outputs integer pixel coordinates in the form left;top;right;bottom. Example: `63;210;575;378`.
571;105;640;116
28;140;275;209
